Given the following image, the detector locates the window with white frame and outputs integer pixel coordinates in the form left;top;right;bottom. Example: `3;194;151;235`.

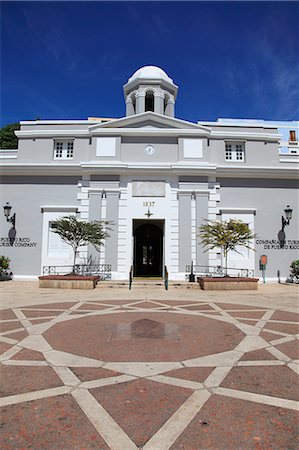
225;142;245;162
48;222;70;257
54;140;74;159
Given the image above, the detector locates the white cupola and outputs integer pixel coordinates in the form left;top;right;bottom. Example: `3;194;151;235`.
123;65;178;118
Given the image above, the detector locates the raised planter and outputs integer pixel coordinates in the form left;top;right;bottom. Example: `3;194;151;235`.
38;275;100;290
198;276;259;290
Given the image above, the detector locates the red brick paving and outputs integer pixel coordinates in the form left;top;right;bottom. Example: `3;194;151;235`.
275;340;299;360
238;319;259;325
164;367;215;382
220;366;299;401
271;311;299;322
182;304;215;311
1;299;298;449
21;302;76;310
91;379;192;447
0;366;63;397
0;342;12;354
260;330;282;342
0;321;23;333
265;322;299;334
44;312;245;362
21;309;58;318
70;367;121;382
170;396;298;450
4;330;28;340
77;303;113;310
240;349;277;361
229;310;266;318
0;395;110;449
214;303;265;310
0;310;18;320
11;348;45;361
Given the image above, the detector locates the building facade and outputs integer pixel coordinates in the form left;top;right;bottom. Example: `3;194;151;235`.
1;66;298;281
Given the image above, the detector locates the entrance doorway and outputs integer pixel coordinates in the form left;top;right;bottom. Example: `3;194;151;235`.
133;220;164;277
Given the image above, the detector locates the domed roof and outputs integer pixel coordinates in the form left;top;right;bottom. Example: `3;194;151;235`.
127;66;173;84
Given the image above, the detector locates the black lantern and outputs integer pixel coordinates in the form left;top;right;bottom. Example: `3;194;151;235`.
3;202;16;227
282;205;293;231
284;205;293;222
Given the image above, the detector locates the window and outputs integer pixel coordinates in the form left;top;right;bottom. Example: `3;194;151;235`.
289;130;297;143
145;91;154;112
54;140;74;159
225;142;245;162
48;222;69;257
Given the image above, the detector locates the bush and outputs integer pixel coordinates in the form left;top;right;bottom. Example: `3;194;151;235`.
0;256;13;280
290;260;299;281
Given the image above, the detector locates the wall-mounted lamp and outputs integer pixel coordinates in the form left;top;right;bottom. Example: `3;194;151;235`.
282;205;293;231
3;202;16;227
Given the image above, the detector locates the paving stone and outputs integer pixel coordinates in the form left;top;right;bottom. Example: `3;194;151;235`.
271;310;299;322
275;340;299;360
78;303;113;310
44;312;244;362
70;367;121;382
229;310;266;318
91;378;192;447
0;343;12;355
11;348;45;361
0;395;109;449
21;302;76;310
170;395;298;450
0;321;23;333
21;309;58;318
240;349;277;361
4;330;28;340
260;330;283;342
214;303;265;310
0;366;63;396
163;367;215;382
0;309;18;320
266;322;299;335
182;304;215;311
220;366;299;401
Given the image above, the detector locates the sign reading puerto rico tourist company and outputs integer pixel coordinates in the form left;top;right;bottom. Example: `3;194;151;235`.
0;237;38;248
256;239;299;250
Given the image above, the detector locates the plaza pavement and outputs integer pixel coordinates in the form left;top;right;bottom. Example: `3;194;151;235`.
0;281;298;449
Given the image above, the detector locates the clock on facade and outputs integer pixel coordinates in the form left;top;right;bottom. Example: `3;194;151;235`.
144;144;156;155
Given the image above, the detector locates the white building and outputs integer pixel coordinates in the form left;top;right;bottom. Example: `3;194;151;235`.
1;66;298;281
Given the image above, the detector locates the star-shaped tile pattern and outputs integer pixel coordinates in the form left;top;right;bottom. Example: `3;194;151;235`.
0;298;298;449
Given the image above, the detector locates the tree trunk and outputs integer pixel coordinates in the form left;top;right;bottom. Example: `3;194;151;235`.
224;251;228;276
73;248;77;273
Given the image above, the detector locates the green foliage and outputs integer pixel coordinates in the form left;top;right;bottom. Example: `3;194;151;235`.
0;123;20;149
0;256;11;275
51;216;111;267
198;219;256;273
290;260;299;280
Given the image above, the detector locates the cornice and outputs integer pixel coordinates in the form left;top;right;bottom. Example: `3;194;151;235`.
15;130;89;138
1;161;298;179
210;131;279;141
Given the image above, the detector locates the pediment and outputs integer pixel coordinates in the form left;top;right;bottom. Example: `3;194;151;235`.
89;112;210;132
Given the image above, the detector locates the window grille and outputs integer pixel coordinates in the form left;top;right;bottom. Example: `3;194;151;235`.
225;142;245;162
54;141;74;159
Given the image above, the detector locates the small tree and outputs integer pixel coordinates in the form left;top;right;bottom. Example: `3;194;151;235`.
51;216;111;271
198;219;256;275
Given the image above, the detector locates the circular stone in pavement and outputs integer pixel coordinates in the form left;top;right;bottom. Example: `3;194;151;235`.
44;312;245;362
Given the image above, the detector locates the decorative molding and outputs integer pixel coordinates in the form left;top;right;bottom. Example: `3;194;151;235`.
219;208;257;215
41;206;78;213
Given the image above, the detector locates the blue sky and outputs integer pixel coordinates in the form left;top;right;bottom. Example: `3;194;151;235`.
1;1;298;126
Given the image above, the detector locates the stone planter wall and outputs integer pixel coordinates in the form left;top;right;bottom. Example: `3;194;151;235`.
198;277;259;290
38;275;100;290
